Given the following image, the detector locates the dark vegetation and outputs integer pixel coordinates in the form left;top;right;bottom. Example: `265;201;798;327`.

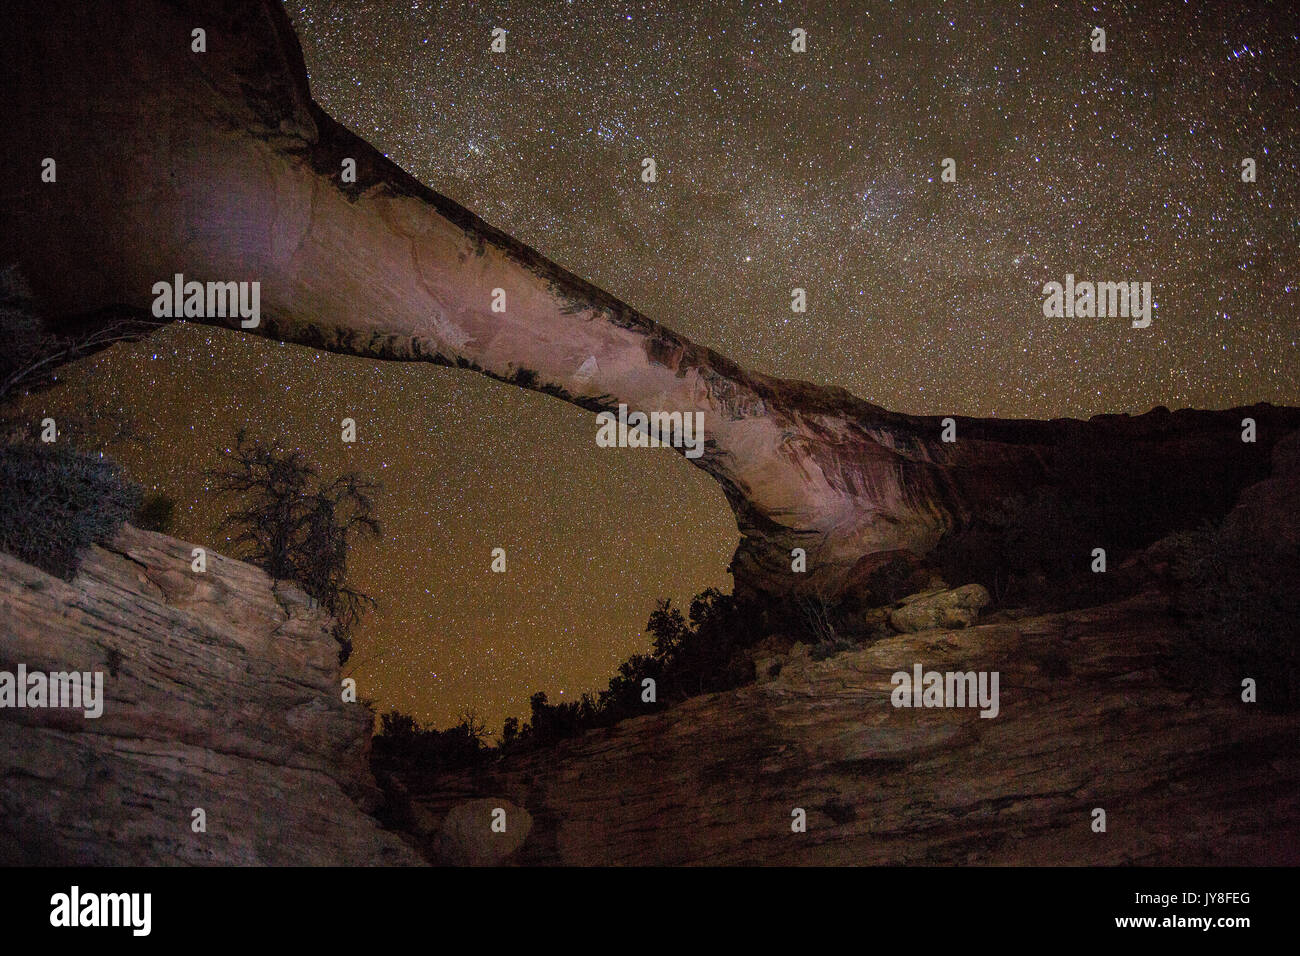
1;268;378;663
0;440;140;579
372;585;874;774
0;263;168;578
209;430;381;664
133;491;176;533
370;709;493;773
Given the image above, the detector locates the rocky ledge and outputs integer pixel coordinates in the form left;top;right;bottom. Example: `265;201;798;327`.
0;524;422;866
392;590;1300;865
389;437;1300;865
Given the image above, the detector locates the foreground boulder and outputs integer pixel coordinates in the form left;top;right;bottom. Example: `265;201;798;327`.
0;525;422;865
433;798;532;866
889;583;992;633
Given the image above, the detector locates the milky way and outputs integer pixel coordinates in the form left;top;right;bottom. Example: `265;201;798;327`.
292;0;1298;415
35;0;1299;730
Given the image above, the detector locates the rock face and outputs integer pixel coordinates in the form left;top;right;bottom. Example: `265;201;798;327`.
394;592;1300;865
1223;429;1300;548
0;525;422;866
4;1;1299;600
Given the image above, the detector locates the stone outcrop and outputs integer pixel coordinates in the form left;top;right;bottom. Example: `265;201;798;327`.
1223;429;1300;547
5;1;1299;599
392;591;1300;865
888;583;991;633
0;524;422;865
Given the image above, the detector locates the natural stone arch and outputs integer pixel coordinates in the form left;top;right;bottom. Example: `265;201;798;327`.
4;0;1295;600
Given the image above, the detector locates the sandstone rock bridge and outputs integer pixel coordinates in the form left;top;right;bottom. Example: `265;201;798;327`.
4;1;1296;599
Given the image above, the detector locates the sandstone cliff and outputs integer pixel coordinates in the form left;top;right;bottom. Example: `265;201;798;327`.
6;1;1298;600
0;524;422;866
2;485;1295;867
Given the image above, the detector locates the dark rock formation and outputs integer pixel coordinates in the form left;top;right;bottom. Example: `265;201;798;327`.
0;524;422;865
4;1;1299;599
434;798;532;866
1224;429;1300;548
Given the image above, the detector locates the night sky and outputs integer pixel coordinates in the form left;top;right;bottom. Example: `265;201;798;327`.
29;0;1300;730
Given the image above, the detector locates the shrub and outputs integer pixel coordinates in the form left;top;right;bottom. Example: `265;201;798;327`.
798;594;858;660
381;584;872;770
0;440;140;578
513;587;831;749
371;709;492;772
134;492;176;533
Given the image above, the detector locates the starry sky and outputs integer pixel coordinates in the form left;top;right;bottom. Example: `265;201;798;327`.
28;0;1300;730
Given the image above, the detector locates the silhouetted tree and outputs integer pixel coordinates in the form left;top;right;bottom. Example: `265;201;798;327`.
499;716;520;746
371;709;495;772
209;430;380;663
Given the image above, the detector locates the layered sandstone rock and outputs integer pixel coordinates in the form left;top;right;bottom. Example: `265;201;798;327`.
0;524;422;866
5;1;1298;599
394;591;1300;865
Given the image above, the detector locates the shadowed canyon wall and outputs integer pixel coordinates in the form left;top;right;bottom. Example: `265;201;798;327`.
4;0;1299;599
